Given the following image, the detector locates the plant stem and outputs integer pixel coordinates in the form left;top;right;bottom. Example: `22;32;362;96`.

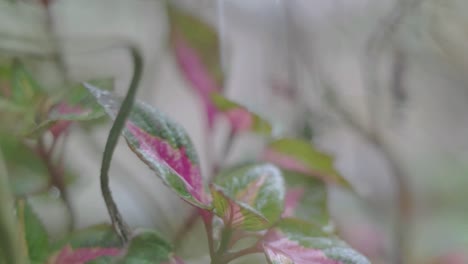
99;48;142;243
211;227;233;264
0;149;27;264
220;244;263;264
204;218;216;261
323;76;412;264
37;137;75;231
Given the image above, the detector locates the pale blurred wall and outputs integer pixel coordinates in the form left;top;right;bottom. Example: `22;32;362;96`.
6;0;468;262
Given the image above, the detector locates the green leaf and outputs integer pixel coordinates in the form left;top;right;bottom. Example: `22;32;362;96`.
84;83;210;209
211;93;272;135
282;170;329;226
16;199;50;264
263;138;350;187
115;230;184;264
47;224;122;264
0;135;49;196
28;80;113;138
10;60;43;105
263;218;370;264
212;163;285;231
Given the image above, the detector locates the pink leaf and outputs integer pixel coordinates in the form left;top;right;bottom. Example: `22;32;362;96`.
282;188;305;217
263;149;312;176
261;219;370;264
48;245;121;264
126;121;205;203
263;231;341;264
225;107;254;133
48;103;83;138
173;34;220;128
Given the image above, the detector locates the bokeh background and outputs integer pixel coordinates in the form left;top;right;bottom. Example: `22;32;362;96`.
2;0;468;263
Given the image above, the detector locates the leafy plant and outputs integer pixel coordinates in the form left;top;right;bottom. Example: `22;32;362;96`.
0;3;370;264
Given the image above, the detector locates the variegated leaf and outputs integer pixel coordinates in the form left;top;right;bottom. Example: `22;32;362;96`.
212;164;285;231
211;93;272;135
168;4;222;128
47;224;122;264
263;138;349;187
263;219;370;264
84;83;210;209
281;171;329;226
114;230;185;264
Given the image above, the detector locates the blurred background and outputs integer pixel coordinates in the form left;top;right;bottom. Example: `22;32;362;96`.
1;0;468;263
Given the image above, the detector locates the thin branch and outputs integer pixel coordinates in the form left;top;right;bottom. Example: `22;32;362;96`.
221;244;263;264
43;1;70;85
204;218;216;261
99;47;143;243
36;136;75;231
361;2;425;262
323;71;411;264
363;0;424;135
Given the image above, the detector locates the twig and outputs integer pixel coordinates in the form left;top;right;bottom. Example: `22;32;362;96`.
99;47;142;243
323;74;411;264
36;136;75;231
221;243;263;264
363;0;424;135
43;1;69;85
362;1;424;263
204;218;216;261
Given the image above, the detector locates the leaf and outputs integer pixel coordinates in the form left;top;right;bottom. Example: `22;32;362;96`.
168;4;222;129
16;200;50;264
212;164;285;231
84;83;210;209
168;3;223;88
10;60;43;105
1;61;44;135
211;93;272;135
29;81;112;138
281;171;329;226
115;230;184;264
263;138;349;187
262;218;370;264
0;135;48;196
47;224;122;264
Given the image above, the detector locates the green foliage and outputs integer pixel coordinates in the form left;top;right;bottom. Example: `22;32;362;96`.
0;11;370;263
0;135;49;196
281;170;329;226
211;93;272;135
16;200;50;264
116;230;178;264
265;138;350;187
212;164;285;231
